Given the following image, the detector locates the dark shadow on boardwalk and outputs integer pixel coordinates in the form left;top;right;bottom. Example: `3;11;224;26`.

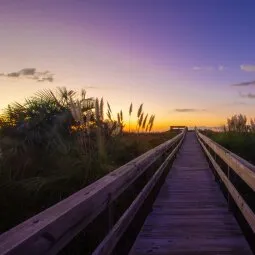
129;132;252;255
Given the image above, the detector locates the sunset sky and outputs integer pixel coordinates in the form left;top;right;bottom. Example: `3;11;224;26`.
1;0;255;130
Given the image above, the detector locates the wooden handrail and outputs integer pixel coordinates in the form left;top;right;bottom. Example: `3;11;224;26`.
0;131;185;255
197;131;255;233
197;132;255;191
92;134;185;255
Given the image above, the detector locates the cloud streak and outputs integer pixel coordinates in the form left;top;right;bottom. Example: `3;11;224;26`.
239;92;255;99
232;80;255;86
218;65;224;71
174;108;206;112
0;68;54;82
192;66;213;71
240;65;255;72
192;65;225;71
231;101;247;105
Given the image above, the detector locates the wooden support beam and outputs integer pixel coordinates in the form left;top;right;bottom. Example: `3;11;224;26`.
198;136;255;233
0;131;185;255
92;135;185;255
198;132;255;192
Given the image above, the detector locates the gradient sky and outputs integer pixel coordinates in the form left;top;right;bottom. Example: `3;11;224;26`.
1;0;255;130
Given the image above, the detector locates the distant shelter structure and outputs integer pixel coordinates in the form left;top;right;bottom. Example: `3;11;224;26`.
170;125;187;131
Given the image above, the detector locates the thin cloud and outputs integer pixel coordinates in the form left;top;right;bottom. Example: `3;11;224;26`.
231;102;247;105
83;85;117;90
19;68;36;75
37;76;54;82
239;92;255;99
84;86;100;89
232;80;255;86
174;108;206;112
218;65;224;71
7;72;20;77
192;65;225;71
0;68;54;82
192;66;213;71
193;66;202;71
240;65;255;72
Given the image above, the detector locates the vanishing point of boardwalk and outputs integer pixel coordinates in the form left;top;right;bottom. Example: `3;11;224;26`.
130;132;252;255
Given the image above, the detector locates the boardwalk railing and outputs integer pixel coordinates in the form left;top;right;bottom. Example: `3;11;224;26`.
0;130;186;255
197;131;255;235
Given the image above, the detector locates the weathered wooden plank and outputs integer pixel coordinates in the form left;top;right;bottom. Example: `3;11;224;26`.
198;132;255;191
92;135;185;255
0;132;185;255
129;132;252;255
199;138;255;233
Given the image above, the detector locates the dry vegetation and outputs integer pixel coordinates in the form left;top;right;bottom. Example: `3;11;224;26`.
0;87;176;232
202;114;255;165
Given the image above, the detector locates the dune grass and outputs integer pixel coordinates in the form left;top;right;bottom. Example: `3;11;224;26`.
204;130;255;165
0;87;177;233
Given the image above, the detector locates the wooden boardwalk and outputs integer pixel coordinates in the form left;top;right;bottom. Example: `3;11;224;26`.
129;132;252;255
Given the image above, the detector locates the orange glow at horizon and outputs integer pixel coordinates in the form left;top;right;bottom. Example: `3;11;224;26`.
123;115;227;132
1;1;255;134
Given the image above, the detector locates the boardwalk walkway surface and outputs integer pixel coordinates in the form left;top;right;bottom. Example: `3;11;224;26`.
129;132;252;255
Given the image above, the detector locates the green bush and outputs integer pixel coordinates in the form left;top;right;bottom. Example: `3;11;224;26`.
205;131;255;165
0;87;174;233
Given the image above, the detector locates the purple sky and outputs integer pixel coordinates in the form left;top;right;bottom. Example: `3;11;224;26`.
1;0;255;129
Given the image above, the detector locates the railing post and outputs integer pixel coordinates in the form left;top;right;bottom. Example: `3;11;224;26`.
161;150;167;163
107;194;114;231
213;150;218;182
227;165;231;211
